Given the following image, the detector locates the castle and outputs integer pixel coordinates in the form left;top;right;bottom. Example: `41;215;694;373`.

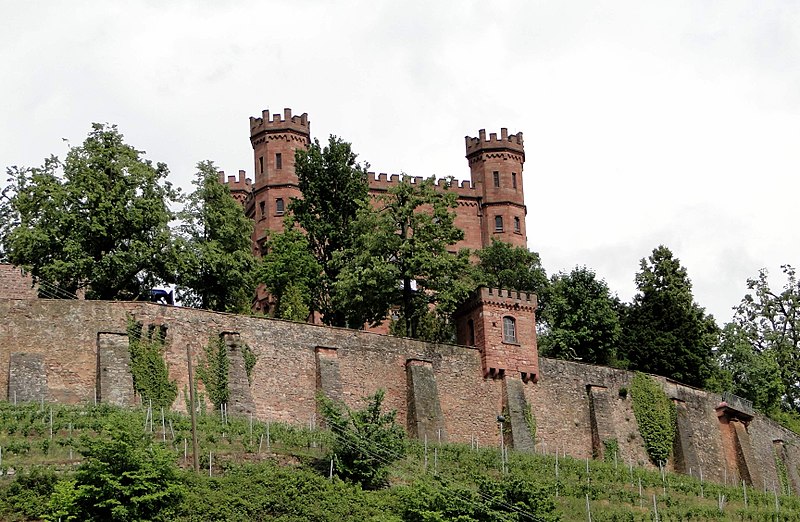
1;108;799;494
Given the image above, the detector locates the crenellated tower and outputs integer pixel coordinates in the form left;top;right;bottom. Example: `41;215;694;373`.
248;108;311;254
465;129;527;248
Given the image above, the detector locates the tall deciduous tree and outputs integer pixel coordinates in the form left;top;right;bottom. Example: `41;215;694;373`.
260;226;321;321
333;176;471;339
0;124;178;299
290;136;370;327
619;245;719;387
475;238;548;294
539;266;621;365
722;265;800;411
176;161;259;313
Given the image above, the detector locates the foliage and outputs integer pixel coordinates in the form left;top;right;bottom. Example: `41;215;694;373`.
723;265;800;412
65;416;185;521
175;160;259;313
260;227;320;320
0;124;179;299
291;135;371;327
0;466;59;519
319;389;406;489
630;372;675;465
241;343;257;385
196;335;229;410
333;175;472;339
602;439;619;463
619;245;719;387
127;319;177;410
475;238;548;295
523;403;537;445
539;266;621;365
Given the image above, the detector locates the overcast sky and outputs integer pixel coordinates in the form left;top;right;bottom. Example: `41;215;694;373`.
2;1;798;324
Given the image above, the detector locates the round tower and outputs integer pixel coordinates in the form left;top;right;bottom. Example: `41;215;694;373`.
465;128;527;248
249;108;311;252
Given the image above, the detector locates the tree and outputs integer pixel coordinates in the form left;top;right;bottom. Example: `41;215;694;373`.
0;124;178;299
260;227;321;321
290;136;370;326
319;389;406;490
539;266;621;365
332;175;472;339
619;246;719;387
722;265;800;411
475;238;548;295
176;161;259;313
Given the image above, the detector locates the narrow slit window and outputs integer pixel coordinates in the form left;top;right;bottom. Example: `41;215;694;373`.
259;201;266;219
493;171;500;187
494;215;504;232
512;172;517;189
468;319;475;346
503;316;517;343
276;198;285;214
514;216;520;233
259;156;264;174
276;153;282;169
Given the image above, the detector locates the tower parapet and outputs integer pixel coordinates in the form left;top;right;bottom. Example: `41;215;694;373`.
249;108;310;139
465;129;524;161
219;170;253;205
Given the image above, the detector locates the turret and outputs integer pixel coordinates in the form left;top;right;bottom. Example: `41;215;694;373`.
219;170;252;206
465;128;527;248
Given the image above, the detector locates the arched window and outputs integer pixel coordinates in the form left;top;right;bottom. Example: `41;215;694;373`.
276;198;285;214
503;316;517;343
494;215;504;232
514;216;520;233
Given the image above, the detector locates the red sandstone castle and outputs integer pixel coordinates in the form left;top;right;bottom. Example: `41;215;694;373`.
221;108;539;382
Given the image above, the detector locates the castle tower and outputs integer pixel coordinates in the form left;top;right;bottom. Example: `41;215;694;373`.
248;108;311;252
454;287;539;383
465;129;527;248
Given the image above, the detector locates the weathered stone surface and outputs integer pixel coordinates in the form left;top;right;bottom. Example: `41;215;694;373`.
732;419;763;488
503;376;534;452
315;346;342;402
588;385;616;460
406;359;446;442
97;332;134;407
222;332;256;416
673;399;702;475
8;352;46;403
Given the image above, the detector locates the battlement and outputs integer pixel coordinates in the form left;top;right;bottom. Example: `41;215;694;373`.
465;128;524;158
480;287;537;308
219;169;253;193
250;108;310;137
366;173;480;198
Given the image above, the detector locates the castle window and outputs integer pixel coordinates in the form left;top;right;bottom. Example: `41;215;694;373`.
276;153;282;169
514;216;520;233
512;172;517;189
494;215;504;232
259;201;266;219
493;171;500;187
503;316;517;344
259;156;264;174
275;198;285;215
468;319;475;346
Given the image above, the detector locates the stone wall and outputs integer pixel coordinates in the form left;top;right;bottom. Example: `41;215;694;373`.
1;297;798;493
0;265;37;299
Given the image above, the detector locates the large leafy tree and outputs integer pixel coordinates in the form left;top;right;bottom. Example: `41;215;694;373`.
260;226;321;321
333;175;472;339
0;124;178;299
539;266;621;365
176;161;259;313
290;136;370;327
475;238;548;295
719;265;800;411
619;245;719;387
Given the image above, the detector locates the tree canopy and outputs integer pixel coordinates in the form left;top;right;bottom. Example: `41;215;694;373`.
175;161;259;313
475;238;548;295
539;266;621;365
290;136;370;327
260;226;321;321
0;124;179;299
619;245;719;387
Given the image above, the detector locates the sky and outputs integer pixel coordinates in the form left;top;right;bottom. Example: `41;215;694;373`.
1;1;799;324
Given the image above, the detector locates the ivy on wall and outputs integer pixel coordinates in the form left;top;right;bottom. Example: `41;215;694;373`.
775;448;791;495
523;402;537;444
630;372;675;465
196;336;229;410
242;343;257;385
603;438;619;463
126;318;177;409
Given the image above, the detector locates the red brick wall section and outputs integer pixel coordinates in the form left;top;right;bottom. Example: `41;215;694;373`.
0;264;38;299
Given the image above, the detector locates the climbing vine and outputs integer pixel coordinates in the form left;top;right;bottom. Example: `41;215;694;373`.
242;343;257;385
126;318;177;409
630;372;675;465
775;448;791;495
523;403;537;444
196;336;229;410
603;438;619;463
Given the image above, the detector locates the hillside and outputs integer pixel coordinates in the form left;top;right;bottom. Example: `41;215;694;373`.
0;402;796;521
